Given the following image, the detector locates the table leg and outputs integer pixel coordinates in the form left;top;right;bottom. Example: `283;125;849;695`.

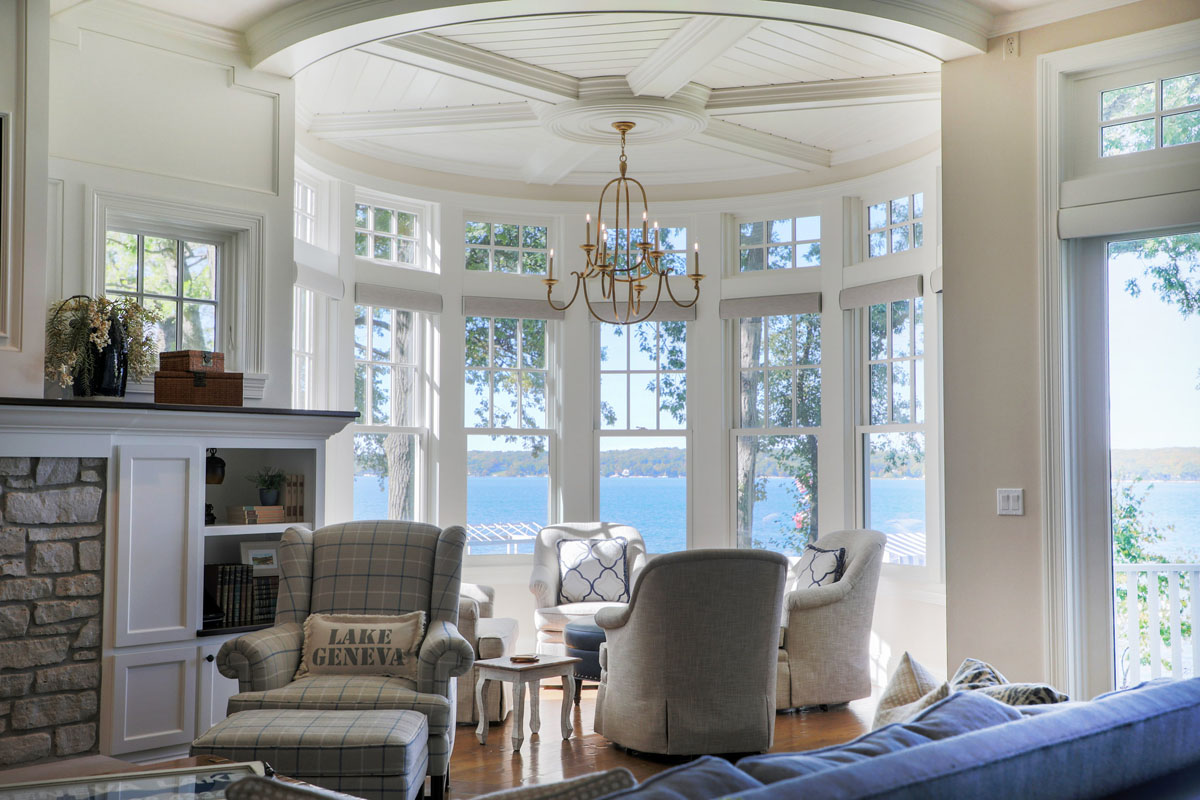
560;674;574;739
475;676;489;745
512;680;526;750
529;681;541;735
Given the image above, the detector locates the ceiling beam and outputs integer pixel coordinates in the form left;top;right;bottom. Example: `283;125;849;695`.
308;103;538;139
360;33;579;104
521;140;597;185
706;73;941;116
625;16;760;99
694;119;831;170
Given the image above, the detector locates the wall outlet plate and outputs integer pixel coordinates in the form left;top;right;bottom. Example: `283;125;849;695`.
997;488;1024;516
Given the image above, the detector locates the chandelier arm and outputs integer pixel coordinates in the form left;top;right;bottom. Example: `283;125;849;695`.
661;272;702;309
546;272;586;312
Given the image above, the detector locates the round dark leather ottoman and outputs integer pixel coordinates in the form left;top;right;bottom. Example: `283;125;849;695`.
563;619;606;704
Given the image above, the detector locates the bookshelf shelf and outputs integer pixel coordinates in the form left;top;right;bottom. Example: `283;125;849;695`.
204;522;311;537
197;623;272;638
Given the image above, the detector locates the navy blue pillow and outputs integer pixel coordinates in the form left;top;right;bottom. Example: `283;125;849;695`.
597;756;763;800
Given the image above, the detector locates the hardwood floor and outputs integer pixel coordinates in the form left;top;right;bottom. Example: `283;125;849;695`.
448;685;877;798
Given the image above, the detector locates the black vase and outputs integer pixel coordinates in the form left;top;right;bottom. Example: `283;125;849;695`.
206;449;226;485
73;321;128;397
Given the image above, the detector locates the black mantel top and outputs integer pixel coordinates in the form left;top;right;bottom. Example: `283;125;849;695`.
0;396;359;419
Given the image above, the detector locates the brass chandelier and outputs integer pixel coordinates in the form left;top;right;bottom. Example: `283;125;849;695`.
545;121;702;324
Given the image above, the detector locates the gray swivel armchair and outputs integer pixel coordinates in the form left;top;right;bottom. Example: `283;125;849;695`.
217;522;474;800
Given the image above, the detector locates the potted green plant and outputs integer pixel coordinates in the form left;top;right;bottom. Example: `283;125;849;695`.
248;467;286;505
45;295;161;397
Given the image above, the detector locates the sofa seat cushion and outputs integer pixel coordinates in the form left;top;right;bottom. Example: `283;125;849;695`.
598;756;763;799
227;675;451;734
535;601;624;632
739;691;1022;784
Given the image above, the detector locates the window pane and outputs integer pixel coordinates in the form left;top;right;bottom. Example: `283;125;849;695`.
869;363;888;425
600;325;627;371
494;249;519;273
740;247;764;271
914;298;925;356
143;237;178;296
465;247;489;271
465;317;489;368
1162;110;1200;148
796;368;821;427
465;221;490;245
891;225;910;253
465;369;489;427
180;302;216;350
521;372;546;428
600;372;627;429
396;213;415;238
372;365;392;425
492;371;518;427
105;231;138;292
521;319;546;369
371;307;393;361
866;432;926;566
355;204;370;229
373;235;394;260
353;305;368;359
397;240;416;264
466;434;548;555
739;369;765;428
182;242;216;300
796;216;820;241
627;322;657;371
355;232;369;257
1163;72;1200;111
869;304;887;360
394;310;416;363
795;314;821;365
915;359;925;424
147;297;178;352
891;300;911;358
661;227;687;251
494;224;519;247
354;432;418;521
892;360;912;423
493;318;519;367
913;222;924;249
629;375;657;429
868;232;887;258
522;226;548;249
768;219;791;243
373;207;393;233
354;362;368;419
912;193;924;219
1102;119;1155;156
768;370;794;427
739;221;763;246
797;243;821;267
764;315;791;367
1101;81;1155;120
890;196;910;225
738;318;765;368
868;203;887;231
658;373;686;429
522;252;547;274
600;436;685;553
735;434;817;553
768;245;792;270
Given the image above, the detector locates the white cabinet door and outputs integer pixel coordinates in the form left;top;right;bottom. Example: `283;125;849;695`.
107;647;198;755
197;642;241;733
114;444;202;647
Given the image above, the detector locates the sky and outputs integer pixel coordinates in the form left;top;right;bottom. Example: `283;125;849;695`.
1108;242;1200;450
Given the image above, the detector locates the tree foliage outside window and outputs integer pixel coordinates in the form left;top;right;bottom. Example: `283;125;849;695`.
1100;72;1200;157
738;216;821;271
464;220;549;274
354;202;418;266
465;316;549;455
867;194;924;258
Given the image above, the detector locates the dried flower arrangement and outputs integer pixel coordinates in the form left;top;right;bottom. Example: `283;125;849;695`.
45;295;162;396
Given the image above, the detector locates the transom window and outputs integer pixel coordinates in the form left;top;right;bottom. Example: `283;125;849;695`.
733;313;821;554
738;216;821;271
1100;71;1200;156
294;180;316;245
859;298;927;566
464;221;549;274
353;304;426;521
104;230;218;352
867;194;924;258
355;202;419;267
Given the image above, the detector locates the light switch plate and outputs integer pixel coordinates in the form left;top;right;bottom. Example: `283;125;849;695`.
997;488;1024;516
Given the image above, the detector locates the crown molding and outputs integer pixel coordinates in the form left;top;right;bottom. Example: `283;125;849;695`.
52;0;246;59
707;72;941;115
988;0;1141;38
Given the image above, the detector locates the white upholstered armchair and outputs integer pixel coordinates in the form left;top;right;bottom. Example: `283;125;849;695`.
456;582;516;725
594;549;787;755
777;529;886;711
529;522;646;656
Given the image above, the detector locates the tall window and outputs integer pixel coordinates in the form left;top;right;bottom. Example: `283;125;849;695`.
859;298;926;565
104;230;218;351
465;316;553;554
738;216;821;271
355;201;419;268
598;319;688;552
867;194;924;258
733;313;821;553
293;286;317;409
294;180;317;244
1100;71;1200;157
353;304;426;521
464;220;549;274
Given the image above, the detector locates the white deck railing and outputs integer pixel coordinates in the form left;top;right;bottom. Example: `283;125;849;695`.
465;521;541;554
1113;563;1200;686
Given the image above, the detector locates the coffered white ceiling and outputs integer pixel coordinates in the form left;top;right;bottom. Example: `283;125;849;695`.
296;13;945;186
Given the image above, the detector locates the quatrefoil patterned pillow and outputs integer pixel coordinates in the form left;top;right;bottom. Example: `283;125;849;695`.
557;537;630;604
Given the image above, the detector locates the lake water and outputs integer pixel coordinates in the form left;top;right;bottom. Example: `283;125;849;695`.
354;475;1200;561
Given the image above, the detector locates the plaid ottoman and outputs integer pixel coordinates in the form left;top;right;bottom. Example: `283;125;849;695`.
191;709;428;800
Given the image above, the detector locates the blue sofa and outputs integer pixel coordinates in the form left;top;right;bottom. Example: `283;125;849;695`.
517;677;1200;800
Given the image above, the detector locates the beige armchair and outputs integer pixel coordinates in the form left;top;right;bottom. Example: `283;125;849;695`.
529;522;646;656
456;582;517;726
777;529;886;711
594;549;787;755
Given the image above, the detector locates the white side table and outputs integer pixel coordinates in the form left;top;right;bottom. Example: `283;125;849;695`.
474;655;581;750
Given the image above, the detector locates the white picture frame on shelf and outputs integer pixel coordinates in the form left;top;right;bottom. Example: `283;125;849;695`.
240;540;281;576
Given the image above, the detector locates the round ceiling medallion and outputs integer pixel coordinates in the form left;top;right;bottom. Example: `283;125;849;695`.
537;77;710;145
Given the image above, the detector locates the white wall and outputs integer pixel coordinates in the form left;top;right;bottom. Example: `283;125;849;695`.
44;4;296;406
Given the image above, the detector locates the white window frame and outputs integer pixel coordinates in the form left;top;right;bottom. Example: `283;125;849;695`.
354;190;431;272
292;286;317;409
294;179;317;246
865;193;925;259
1095;69;1200;159
733;213;822;274
462;212;554;276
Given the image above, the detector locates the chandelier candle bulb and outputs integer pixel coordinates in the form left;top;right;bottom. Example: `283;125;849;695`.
694;243;700;276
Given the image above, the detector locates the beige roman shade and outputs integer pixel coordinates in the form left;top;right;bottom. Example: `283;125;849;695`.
462;296;565;320
930;268;943;294
719;292;822;319
355;283;443;313
839;275;923;310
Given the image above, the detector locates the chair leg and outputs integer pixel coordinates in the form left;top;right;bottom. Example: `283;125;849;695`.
431;771;447;800
574;678;582;705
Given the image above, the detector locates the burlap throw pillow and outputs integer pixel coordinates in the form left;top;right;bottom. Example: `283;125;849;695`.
295;611;425;681
872;651;949;729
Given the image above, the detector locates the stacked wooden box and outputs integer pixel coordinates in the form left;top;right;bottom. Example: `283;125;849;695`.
154;350;243;406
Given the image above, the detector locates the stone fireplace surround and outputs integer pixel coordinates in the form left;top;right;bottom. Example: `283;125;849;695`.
0;456;106;766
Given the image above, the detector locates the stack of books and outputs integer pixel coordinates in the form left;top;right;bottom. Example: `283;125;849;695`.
283;475;305;522
203;565;281;629
227;505;286;525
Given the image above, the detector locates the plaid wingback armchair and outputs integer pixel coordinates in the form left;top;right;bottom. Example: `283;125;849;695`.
217;522;474;800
